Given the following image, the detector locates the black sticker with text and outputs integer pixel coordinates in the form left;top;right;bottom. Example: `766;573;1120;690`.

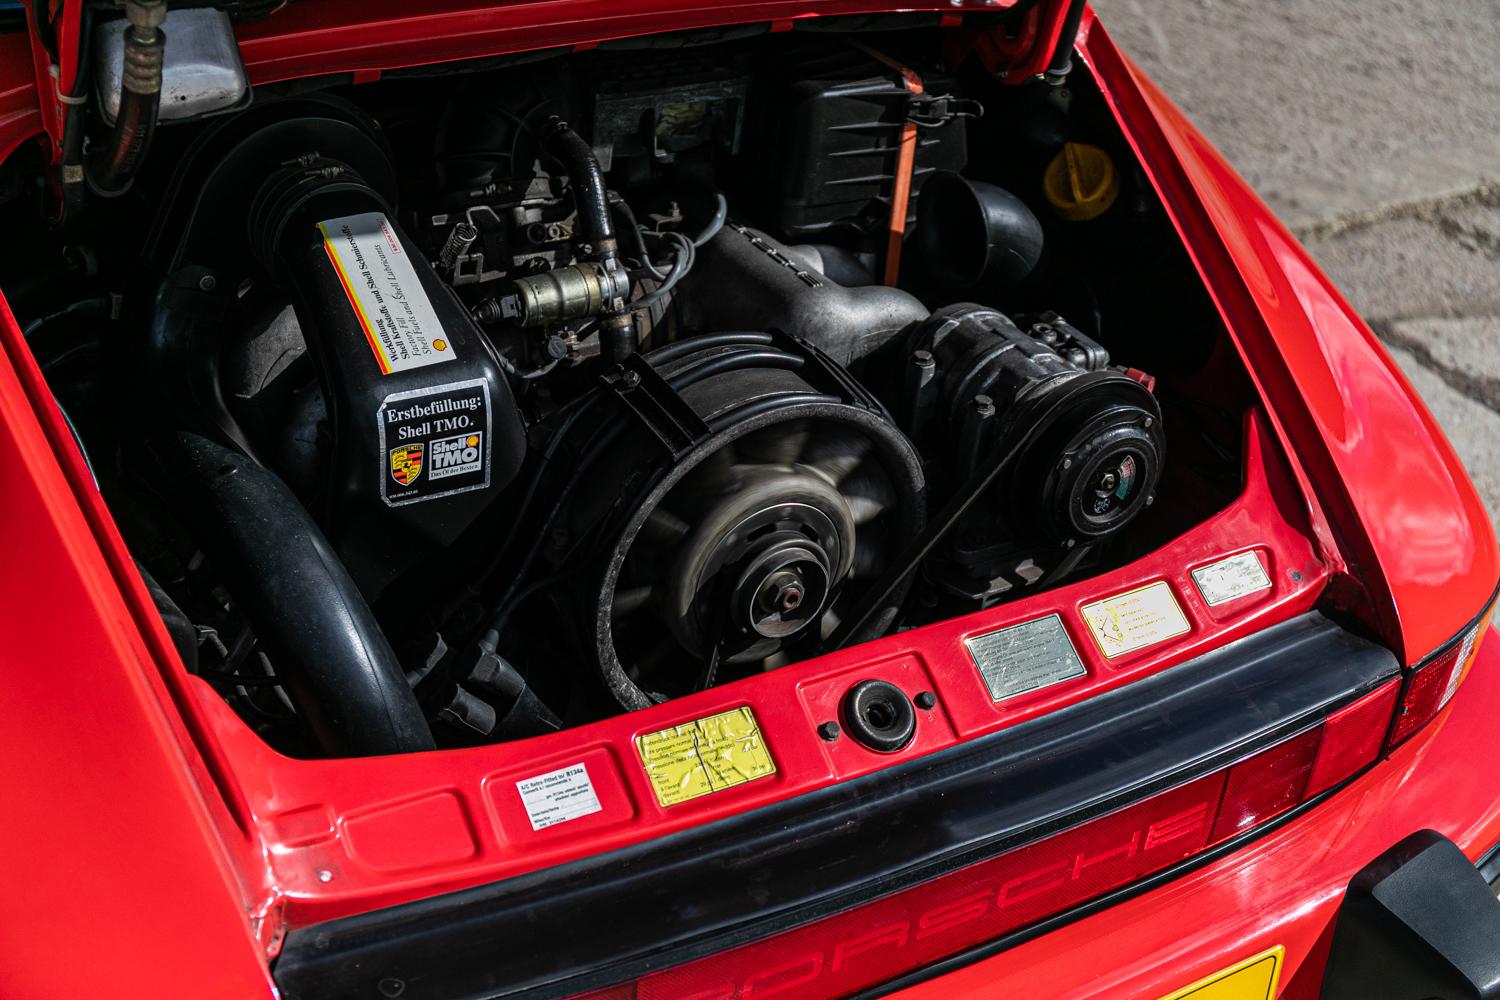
378;378;492;506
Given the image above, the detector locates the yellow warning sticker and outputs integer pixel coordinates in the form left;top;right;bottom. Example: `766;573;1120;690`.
636;706;776;807
1081;580;1190;658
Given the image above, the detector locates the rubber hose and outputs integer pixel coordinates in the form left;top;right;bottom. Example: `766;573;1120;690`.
160;432;435;756
542;119;639;361
90;4;165;195
543;120;613;250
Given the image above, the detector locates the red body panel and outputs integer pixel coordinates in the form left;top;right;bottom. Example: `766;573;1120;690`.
0;294;275;999
200;409;1326;927
2;2;1497;997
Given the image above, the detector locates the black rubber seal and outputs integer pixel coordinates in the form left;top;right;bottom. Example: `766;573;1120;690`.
841;679;917;752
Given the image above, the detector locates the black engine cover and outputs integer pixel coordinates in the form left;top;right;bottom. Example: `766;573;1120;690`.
249;160;526;593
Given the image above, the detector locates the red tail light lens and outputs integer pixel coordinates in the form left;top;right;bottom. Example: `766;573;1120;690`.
1305;679;1399;797
1208;727;1319;842
571;685;1400;1000
1388;610;1491;749
637;774;1226;1000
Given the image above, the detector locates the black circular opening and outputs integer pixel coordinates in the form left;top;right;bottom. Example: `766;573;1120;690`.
865;701;896;731
840;680;916;753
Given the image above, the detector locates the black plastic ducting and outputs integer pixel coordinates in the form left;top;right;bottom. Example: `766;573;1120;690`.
157;432;434;756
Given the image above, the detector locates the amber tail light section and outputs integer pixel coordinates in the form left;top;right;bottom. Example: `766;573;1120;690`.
574;680;1404;1000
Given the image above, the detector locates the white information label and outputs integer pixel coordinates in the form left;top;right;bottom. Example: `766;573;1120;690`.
317;211;455;375
1191;551;1273;606
1081;581;1191;658
516;763;603;831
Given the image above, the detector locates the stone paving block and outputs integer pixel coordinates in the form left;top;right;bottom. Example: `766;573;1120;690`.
1091;0;1500;230
1300;217;1500;322
1387;317;1500;398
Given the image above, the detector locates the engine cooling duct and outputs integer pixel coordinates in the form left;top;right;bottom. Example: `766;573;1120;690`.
510;332;925;710
156;432;435;756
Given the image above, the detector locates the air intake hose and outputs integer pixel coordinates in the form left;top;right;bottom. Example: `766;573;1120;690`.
161;431;435;756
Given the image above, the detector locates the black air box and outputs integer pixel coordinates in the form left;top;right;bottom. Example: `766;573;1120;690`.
756;44;968;243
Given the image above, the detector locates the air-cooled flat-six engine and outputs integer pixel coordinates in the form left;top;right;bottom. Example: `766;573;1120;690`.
6;29;1242;756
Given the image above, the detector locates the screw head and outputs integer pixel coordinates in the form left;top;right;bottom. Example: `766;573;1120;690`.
818;721;841;742
316;868;333;883
198;274;217;292
914;691;937;711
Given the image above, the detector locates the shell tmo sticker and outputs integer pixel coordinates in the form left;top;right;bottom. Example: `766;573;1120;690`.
378;379;492;506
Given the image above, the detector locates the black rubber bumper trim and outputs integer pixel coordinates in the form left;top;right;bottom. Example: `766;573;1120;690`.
1322;830;1500;999
1475;834;1500;888
273;612;1398;1000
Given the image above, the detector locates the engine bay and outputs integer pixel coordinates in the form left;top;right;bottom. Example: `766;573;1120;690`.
0;21;1256;758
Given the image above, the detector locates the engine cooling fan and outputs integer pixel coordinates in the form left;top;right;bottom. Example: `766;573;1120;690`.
546;333;925;710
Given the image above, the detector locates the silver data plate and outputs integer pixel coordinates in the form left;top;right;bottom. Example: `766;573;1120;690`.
964;613;1087;702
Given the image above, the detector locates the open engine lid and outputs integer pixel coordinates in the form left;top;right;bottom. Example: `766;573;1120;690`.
14;0;1081;165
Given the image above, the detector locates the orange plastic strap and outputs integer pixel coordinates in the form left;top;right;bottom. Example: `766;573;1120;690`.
854;44;924;287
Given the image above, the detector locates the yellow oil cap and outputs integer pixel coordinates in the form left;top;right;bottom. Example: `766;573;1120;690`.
1043;142;1119;221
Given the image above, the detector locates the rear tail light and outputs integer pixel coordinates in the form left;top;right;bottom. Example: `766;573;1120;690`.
1304;679;1399;797
568;683;1401;1000
1387;605;1493;749
1208;727;1320;842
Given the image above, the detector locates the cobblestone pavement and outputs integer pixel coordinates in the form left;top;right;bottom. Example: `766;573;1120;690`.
1092;0;1500;525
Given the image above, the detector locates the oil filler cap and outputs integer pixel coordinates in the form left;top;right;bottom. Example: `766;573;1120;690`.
1043;142;1119;221
841;680;916;753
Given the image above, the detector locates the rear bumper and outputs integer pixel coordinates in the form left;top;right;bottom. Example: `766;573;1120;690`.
894;627;1500;1000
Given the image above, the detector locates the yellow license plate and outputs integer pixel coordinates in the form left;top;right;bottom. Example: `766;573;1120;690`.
1156;946;1283;1000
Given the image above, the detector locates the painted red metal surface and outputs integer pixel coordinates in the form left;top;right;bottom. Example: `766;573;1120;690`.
1073;11;1500;666
0;294;277;998
3;0;1070;158
230;0;1061;87
892;624;1500;999
0;32;44;162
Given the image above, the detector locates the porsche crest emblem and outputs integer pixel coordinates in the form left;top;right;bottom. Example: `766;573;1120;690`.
389;443;424;487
